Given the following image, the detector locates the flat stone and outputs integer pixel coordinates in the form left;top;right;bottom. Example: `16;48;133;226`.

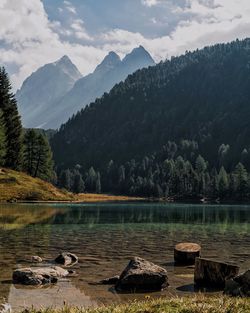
115;257;168;292
174;242;201;265
13;266;69;285
194;258;239;288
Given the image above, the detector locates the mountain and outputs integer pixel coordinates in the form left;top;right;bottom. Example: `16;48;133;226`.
16;56;82;128
51;38;250;175
43;46;155;129
16;47;155;129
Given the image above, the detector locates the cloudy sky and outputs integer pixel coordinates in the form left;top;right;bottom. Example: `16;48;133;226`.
1;0;250;91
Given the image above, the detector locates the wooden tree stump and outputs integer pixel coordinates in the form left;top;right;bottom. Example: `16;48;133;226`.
174;242;201;265
194;258;239;287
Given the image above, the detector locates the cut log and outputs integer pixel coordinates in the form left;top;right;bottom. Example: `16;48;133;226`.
194;258;239;287
174;242;201;265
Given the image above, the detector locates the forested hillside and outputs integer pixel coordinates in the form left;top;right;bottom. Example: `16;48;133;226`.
52;39;250;200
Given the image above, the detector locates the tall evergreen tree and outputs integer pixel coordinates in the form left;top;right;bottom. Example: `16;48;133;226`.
23;130;54;181
0;109;6;166
23;129;37;176
0;67;22;169
34;133;54;181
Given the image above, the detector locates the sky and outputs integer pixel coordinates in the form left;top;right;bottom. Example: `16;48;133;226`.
1;0;250;91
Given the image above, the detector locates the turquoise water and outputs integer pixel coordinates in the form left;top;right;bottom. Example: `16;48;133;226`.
0;202;249;311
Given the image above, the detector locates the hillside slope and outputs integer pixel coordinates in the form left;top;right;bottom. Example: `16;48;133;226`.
0;168;140;202
0;168;72;201
51;38;250;172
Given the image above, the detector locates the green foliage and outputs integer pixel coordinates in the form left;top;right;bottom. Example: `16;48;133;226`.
20;295;250;313
0;109;6;166
0;67;22;169
23;129;54;181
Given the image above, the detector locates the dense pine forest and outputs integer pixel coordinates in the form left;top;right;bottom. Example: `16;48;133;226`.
52;38;250;200
0;67;54;182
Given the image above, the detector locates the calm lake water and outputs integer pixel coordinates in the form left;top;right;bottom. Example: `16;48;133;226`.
0;202;249;311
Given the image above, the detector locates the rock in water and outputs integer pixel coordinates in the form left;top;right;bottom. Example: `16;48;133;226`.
31;256;43;263
13;266;69;285
115;257;168;292
100;275;120;285
224;270;250;297
174;242;201;265
194;258;239;287
55;252;78;266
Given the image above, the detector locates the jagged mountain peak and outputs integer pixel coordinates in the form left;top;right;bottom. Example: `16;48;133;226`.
123;46;155;65
94;51;121;74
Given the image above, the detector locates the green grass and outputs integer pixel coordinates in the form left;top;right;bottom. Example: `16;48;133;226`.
0;168;142;202
23;295;250;313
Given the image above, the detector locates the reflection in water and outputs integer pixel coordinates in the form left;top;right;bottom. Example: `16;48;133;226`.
0;203;249;311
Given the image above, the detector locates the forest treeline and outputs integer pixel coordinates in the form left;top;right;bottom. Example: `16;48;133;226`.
0;67;54;181
58;140;250;200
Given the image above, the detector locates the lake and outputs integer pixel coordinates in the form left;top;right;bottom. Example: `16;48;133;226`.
0;202;249;311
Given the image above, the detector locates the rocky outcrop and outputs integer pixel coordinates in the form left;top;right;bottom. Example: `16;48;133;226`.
224;270;250;297
115;257;168;292
174;242;201;265
55;252;78;266
13;266;69;285
194;258;239;287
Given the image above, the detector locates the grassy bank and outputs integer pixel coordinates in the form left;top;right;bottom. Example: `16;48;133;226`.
0;168;142;202
23;295;250;313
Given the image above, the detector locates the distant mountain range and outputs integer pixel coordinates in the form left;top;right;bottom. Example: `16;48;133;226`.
16;46;155;129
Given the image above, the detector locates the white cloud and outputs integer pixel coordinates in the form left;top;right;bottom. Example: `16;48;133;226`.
1;0;250;91
64;0;76;14
141;0;160;7
71;19;93;41
0;0;104;90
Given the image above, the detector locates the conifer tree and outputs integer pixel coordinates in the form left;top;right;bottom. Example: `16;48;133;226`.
23;129;37;176
23;130;54;181
34;133;54;181
0;67;22;169
0;109;6;166
72;172;85;193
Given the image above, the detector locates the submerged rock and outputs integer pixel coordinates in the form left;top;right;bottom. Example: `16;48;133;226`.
174;242;201;265
55;252;78;266
13;266;69;285
115;257;168;292
100;275;120;285
194;258;239;288
224;270;250;297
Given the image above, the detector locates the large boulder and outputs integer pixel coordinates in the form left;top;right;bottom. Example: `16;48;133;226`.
55;252;78;266
194;258;239;288
174;242;201;265
115;257;168;292
224;270;250;297
13;266;69;286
